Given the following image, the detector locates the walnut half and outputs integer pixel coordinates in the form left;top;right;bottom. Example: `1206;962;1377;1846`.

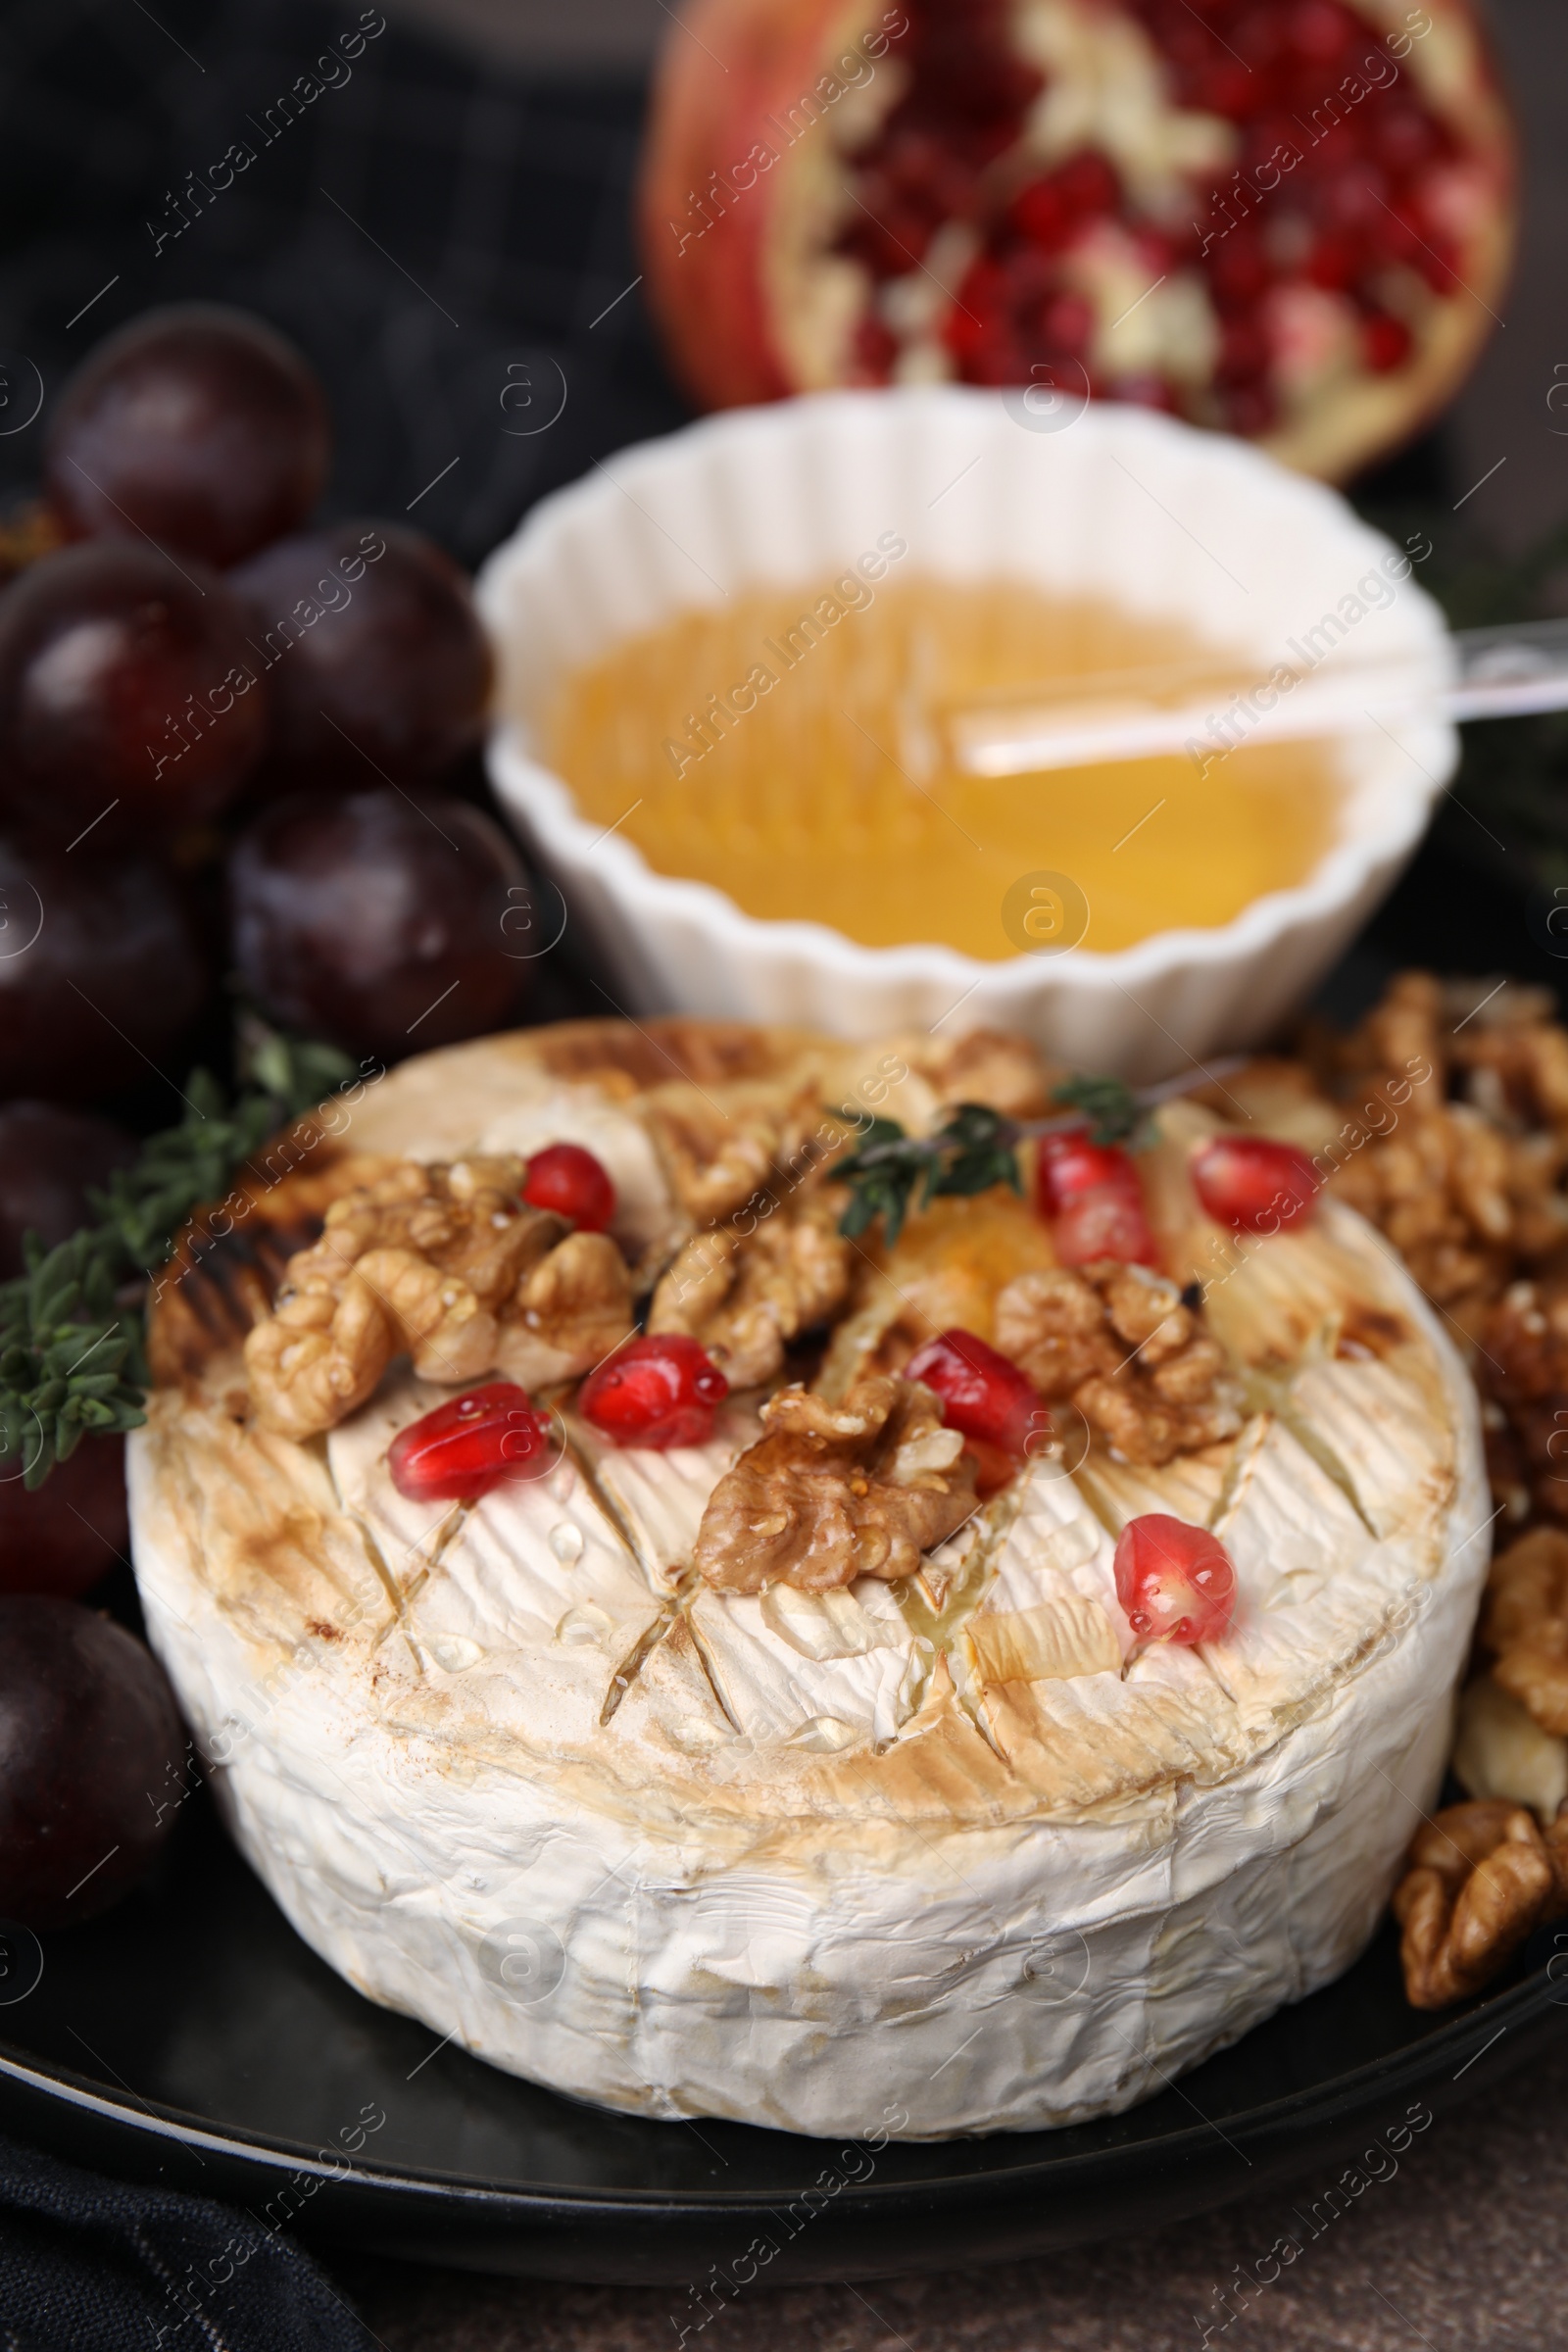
1479;1525;1568;1737
1392;1798;1568;2009
994;1261;1241;1467
245;1159;633;1440
648;1197;851;1390
693;1375;977;1594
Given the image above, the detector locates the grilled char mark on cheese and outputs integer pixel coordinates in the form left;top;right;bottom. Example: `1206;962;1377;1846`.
151;1017;1399;1626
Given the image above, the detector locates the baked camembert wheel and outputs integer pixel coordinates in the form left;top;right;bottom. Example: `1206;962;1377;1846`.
130;1018;1487;2138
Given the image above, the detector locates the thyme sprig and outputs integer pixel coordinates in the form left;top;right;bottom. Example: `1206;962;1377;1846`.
833;1064;1235;1245
0;1029;357;1488
834;1104;1023;1246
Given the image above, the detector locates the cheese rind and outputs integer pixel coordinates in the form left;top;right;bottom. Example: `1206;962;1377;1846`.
129;1027;1487;2139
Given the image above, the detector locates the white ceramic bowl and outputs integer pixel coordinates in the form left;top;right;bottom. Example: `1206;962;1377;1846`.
478;389;1454;1081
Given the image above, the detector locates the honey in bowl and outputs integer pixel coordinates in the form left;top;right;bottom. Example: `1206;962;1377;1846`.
544;573;1343;959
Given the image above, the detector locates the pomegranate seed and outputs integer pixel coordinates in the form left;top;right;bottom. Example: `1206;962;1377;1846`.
956;255;1009;318
906;1327;1047;1457
1114;1513;1237;1644
1412;233;1460;294
577;1334;728;1450
388;1382;555;1503
965;333;1031;386
1011;178;1071;248
1161;20;1212;75
1362;311;1413;372
1054;1186;1159;1266
885;127;950;197
1305;233;1358;292
1209;237;1270;305
1224;380;1277;435
1036;1132;1138;1214
1372;105;1443;179
1190;1134;1319;1234
853;312;898;382
1287;0;1355;66
1323;169;1392;242
1036;1134;1156;1263
1041;292;1095;353
1190;60;1256;118
1217;317;1270;382
521;1142;616;1232
1232;8;1284;70
1055;150;1119;215
1004;244;1060;305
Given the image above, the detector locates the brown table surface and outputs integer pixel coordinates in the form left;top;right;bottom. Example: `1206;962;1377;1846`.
327;2022;1567;2352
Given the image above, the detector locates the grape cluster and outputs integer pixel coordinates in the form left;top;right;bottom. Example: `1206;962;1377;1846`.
0;304;531;1650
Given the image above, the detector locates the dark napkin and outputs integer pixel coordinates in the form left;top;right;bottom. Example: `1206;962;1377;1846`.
0;2127;374;2351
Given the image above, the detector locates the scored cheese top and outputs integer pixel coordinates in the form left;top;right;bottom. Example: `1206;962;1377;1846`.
134;1019;1478;1857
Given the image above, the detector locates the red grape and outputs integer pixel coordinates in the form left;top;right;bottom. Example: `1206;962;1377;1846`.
44;304;328;569
0;831;205;1101
0;542;270;840
227;788;528;1058
0;1102;136;1279
0;1435;128;1599
0;1595;185;1928
230;521;492;789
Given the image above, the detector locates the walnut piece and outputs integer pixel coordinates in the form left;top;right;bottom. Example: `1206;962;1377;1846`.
1475;1286;1568;1530
912;1027;1052;1119
693;1375;976;1594
994;1262;1241;1467
1315;971;1568;1321
648;1198;852;1389
244;1159;633;1440
1393;1798;1568;2008
499;1231;639;1391
1479;1525;1568;1736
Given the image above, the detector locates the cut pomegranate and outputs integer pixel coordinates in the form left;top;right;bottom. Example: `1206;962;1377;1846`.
521;1142;616;1233
640;0;1514;482
1113;1512;1237;1644
906;1327;1046;1458
388;1382;556;1503
1037;1133;1157;1267
578;1334;729;1450
1190;1135;1319;1235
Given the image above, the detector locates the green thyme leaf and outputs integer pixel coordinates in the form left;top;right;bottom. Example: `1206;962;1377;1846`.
0;1020;364;1487
1049;1074;1152;1150
831;1114;932;1249
922;1103;1023;1204
834;1103;1023;1245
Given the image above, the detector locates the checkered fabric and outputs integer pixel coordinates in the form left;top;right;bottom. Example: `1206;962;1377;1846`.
0;0;690;564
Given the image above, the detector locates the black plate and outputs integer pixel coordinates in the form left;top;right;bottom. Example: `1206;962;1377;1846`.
7;841;1564;2282
0;1785;1563;2281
